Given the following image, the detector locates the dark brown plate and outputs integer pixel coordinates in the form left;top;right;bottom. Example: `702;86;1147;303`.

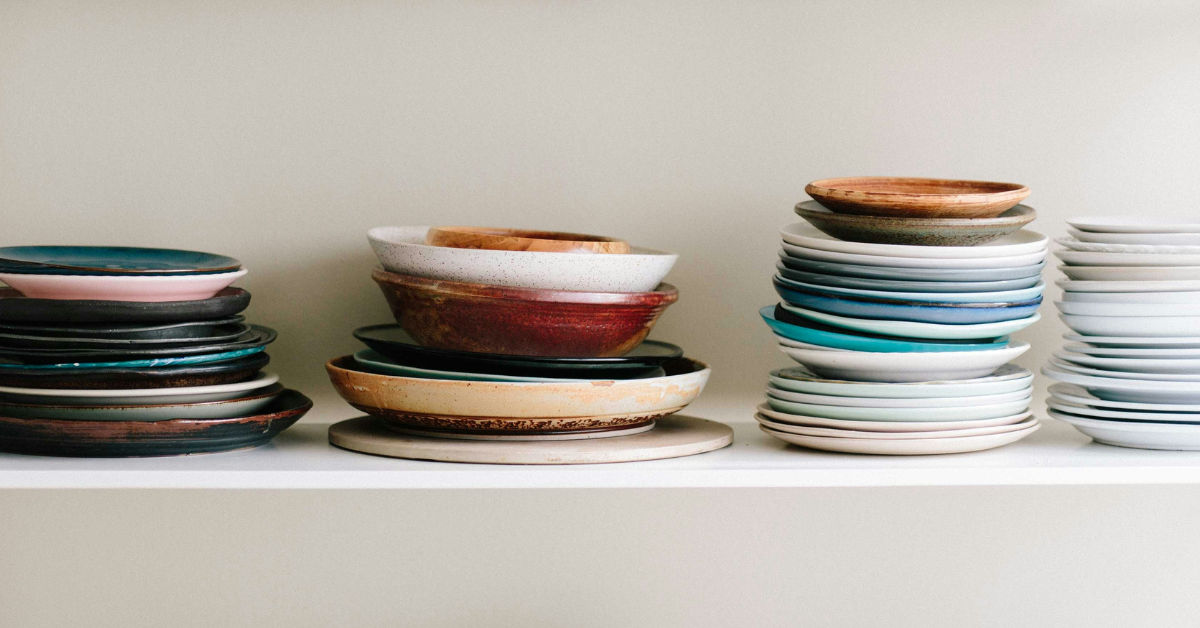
0;352;269;389
0;287;251;324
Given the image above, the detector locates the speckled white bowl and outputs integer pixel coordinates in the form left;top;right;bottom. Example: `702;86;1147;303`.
367;226;678;292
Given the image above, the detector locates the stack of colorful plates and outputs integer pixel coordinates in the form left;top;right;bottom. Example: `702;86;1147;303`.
0;246;309;456
758;178;1044;454
1046;216;1200;450
326;227;732;463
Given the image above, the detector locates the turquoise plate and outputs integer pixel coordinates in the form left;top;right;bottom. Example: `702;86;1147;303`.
0;246;241;276
0;346;265;370
759;305;1010;353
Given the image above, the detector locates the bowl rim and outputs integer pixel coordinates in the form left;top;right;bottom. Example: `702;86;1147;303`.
371;267;679;304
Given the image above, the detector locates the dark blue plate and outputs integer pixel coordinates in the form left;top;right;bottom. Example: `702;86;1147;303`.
0;246;241;275
772;278;1043;325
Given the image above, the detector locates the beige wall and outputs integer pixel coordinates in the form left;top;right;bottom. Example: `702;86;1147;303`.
2;1;1200;626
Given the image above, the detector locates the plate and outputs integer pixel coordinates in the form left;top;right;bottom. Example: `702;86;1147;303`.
1067;216;1200;234
765;385;1032;408
0;372;280;405
0;325;275;363
1062;343;1200;358
782;241;1047;269
803;177;1029;219
794;201;1036;247
1059;313;1200;337
1041;365;1200;404
778;302;1041;340
0;316;246;340
0;384;284;421
774;278;1042;325
761;306;1011;353
0;346;265;370
0;322;250;349
0;351;269;389
774;274;1046;303
1055;350;1200;375
0;287;251;324
1050;410;1200;451
774;334;847;351
777;264;1043;293
756;412;1038;439
780;221;1048;258
1057;250;1200;267
757;402;1033;431
352;349;591;382
0;389;310;457
1056;238;1200;255
1068;228;1200;245
352;325;680;378
1063;333;1200;348
1056;279;1200;293
1048;359;1200;382
768;364;1033;398
761;423;1038;455
1047;399;1200;424
1048;383;1200;412
1059;265;1200;281
765;393;1030;421
0;269;248;302
1061;290;1200;304
779;252;1046;282
1057;301;1200;317
779;342;1029;382
0;246;241;275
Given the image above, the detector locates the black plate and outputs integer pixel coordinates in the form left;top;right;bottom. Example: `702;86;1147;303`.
0;322;251;349
352;325;682;379
0;287;251;324
0;352;269;389
0;325;276;364
0;316;245;340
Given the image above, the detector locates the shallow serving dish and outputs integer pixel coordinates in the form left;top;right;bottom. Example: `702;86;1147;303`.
1041;364;1200;404
778;264;1043;293
756;411;1037;439
1067;216;1200;234
1068;228;1200;246
804;177;1030;219
0;269;248;302
1050;410;1200;451
1059;313;1200;338
0;325;274;364
765;393;1031;422
1057;250;1200;267
1058;265;1200;282
795;201;1036;246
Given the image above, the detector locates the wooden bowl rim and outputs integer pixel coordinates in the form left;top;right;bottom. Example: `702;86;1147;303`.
428;226;628;244
806;177;1030;199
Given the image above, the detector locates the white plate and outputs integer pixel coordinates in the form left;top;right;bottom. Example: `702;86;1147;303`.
761;423;1039;455
1059;265;1200;281
756;412;1038;439
780;302;1042;340
774;334;846;351
1055;350;1200;375
1049;358;1200;382
1069;228;1200;246
1057;278;1200;293
1062;342;1200;359
1063;333;1200;349
1050;410;1200;450
768;365;1033;399
776;276;1047;304
1057;301;1200;317
1047;399;1200;424
1041;365;1200;404
1061;290;1200;304
1060;313;1200;337
757;402;1033;432
779;342;1030;383
782;223;1048;259
781;241;1048;270
1049;383;1200;412
766;393;1031;421
0;372;280;405
1068;216;1200;234
765;385;1032;408
1056;238;1200;255
1057;250;1200;267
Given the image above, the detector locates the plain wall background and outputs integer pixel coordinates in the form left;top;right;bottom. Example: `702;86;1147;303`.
3;1;1200;626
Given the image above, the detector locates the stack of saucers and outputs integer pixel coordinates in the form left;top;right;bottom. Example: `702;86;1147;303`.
1045;216;1200;450
0;246;309;457
757;177;1045;454
326;227;732;464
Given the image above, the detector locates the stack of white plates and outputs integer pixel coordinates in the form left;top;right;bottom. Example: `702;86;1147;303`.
1048;216;1200;449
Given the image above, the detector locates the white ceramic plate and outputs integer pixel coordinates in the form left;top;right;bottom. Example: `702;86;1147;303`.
1048;358;1200;382
779;342;1029;383
765;394;1031;421
1068;216;1200;234
781;241;1048;270
1063;333;1200;349
1057;250;1200;267
1047;399;1200;424
768;365;1033;399
1059;265;1200;281
1041;365;1200;404
1054;350;1200;375
1068;228;1200;246
776;276;1047;304
782;223;1048;259
1057;278;1200;293
0;372;280;406
1062;343;1200;358
757;402;1033;432
1059;313;1200;337
761;423;1039;455
0;269;248;302
774;334;846;351
0;385;284;421
1061;290;1200;304
1056;238;1200;255
765;385;1032;408
367;226;677;292
756;412;1038;439
1050;410;1200;450
780;302;1042;340
1057;301;1200;317
1048;383;1200;412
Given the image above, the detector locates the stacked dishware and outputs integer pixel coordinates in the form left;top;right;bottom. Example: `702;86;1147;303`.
326;226;732;464
758;177;1044;454
1045;216;1200;450
0;246;309;456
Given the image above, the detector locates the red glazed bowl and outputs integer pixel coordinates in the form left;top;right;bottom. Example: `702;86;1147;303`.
371;268;678;357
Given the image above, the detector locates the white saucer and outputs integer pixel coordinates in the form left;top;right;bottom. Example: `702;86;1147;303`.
1057;250;1200;267
765;385;1032;408
781;241;1047;270
1068;216;1200;234
1061;290;1200;304
756;403;1032;432
1057;301;1200;317
1059;265;1200;281
768;365;1033;399
782;223;1048;259
1057;278;1200;293
761;423;1039;455
1068;228;1200;246
1063;333;1200;349
1054;350;1200;375
755;412;1038;440
1056;238;1200;255
1062;343;1200;358
1048;383;1200;412
765;393;1031;422
1041;365;1200;404
1048;358;1200;382
1047;399;1200;424
779;342;1030;383
1050;410;1200;451
1060;313;1200;337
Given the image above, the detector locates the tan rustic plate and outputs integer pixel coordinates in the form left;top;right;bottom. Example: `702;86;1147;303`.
805;177;1029;218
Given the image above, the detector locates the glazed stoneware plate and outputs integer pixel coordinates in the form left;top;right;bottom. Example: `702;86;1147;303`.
1058;265;1200;282
761;423;1039;455
1061;289;1200;304
1041;364;1200;404
794;201;1036;246
1047;399;1200;424
804;177;1030;219
781;240;1047;270
765;385;1031;409
0;346;265;371
0;268;248;302
0;316;245;340
0;389;311;457
0;372;279;405
761;306;1011;353
0;384;284;421
765;393;1030;421
0;287;251;324
778;342;1029;382
1068;228;1200;246
354;325;680;378
1049;410;1200;451
1062;333;1200;349
777;263;1044;293
0;322;250;349
781;221;1048;259
1058;302;1200;317
769;364;1033;398
773;278;1042;325
1054;350;1200;375
757;402;1034;432
1057;279;1200;293
1047;359;1200;383
775;273;1046;303
1067;216;1200;234
779;252;1046;282
353;349;592;383
368;226;677;292
0;352;269;389
1060;313;1200;338
1055;238;1200;255
756;412;1038;439
0;325;275;364
778;302;1040;340
1061;342;1200;358
1048;383;1200;412
0;246;241;275
774;334;847;351
1057;250;1200;267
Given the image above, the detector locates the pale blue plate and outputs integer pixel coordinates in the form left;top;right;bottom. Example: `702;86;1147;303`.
778;251;1046;282
0;346;265;370
759;306;1010;353
773;273;1046;303
772;277;1043;324
775;263;1043;293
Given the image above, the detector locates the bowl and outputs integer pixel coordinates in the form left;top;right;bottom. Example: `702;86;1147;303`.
0;269;247;302
371;268;677;357
368;226;676;292
425;226;630;254
795;201;1036;246
805;177;1030;218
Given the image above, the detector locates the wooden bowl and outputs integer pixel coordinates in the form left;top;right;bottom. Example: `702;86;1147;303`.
372;267;677;357
425;226;630;254
795;201;1037;246
805;177;1030;218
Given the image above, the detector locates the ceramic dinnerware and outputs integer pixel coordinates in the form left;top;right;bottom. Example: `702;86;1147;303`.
424;226;630;254
781;241;1047;270
761;306;1011;353
760;423;1039;455
1056;238;1200;255
1058;302;1200;316
757;402;1033;432
1047;359;1200;382
1062;333;1200;349
777;264;1044;293
0;325;275;364
756;412;1038;439
0;322;250;349
765;393;1030;421
778;302;1040;340
0;269;248;302
794;201;1036;246
775;274;1046;303
779;343;1029;382
0;246;241;276
1047;399;1200;424
773;278;1042;325
1059;314;1200;338
1067;228;1200;246
0;384;285;421
0;352;269;389
352;349;591;383
804;177;1030;219
1056;279;1200;293
778;253;1046;282
1061;343;1200;358
0;287;251;324
0;316;246;341
1054;350;1200;375
1059;266;1200;281
1041;365;1200;404
768;365;1033;398
0;372;280;405
1048;383;1200;412
1061;290;1200;304
781;221;1048;258
1067;216;1200;234
1057;250;1200;267
1049;410;1200;451
765;386;1032;408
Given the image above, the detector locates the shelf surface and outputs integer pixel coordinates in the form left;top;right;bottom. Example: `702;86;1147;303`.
4;395;1200;489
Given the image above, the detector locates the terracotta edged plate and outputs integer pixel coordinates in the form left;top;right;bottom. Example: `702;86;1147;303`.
0;287;251;324
805;177;1030;218
795;201;1036;246
425;226;630;254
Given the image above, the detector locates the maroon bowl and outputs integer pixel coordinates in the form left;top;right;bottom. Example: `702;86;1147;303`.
371;268;678;357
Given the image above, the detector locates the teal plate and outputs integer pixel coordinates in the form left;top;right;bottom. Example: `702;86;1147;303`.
0;346;265;370
0;246;241;276
759;305;1010;353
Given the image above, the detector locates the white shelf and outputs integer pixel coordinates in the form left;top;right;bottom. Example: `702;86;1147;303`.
4;395;1200;489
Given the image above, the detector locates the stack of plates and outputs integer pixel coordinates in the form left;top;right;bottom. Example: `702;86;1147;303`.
758;178;1045;454
0;246;309;457
1047;216;1200;450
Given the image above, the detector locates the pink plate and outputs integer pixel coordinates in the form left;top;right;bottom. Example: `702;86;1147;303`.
0;269;248;302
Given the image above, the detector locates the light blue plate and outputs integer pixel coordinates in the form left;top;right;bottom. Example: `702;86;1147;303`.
778;302;1041;341
772;278;1043;324
352;349;591;382
768;364;1034;398
773;273;1046;303
0;346;265;370
775;263;1043;293
778;251;1046;282
759;306;1010;353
